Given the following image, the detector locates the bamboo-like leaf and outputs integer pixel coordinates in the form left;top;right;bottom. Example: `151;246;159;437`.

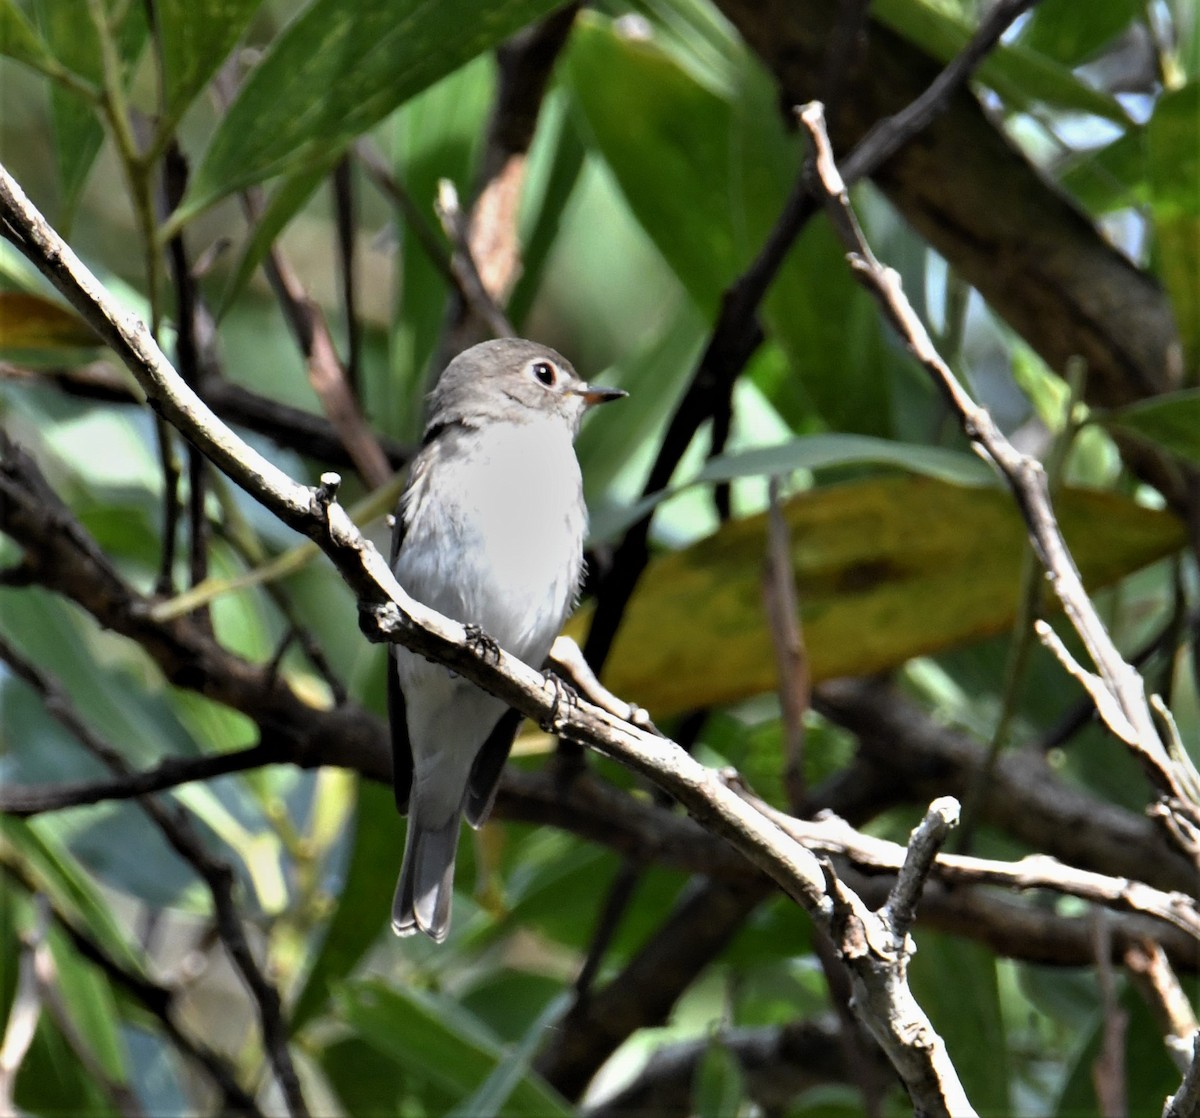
174;0;563;226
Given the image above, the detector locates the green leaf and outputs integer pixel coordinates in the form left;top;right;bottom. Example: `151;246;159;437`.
871;0;1131;123
156;0;263;123
0;817;143;976
448;992;571;1118
565;15;741;317
590;433;994;542
1146;82;1200;372
1098;388;1200;464
909;932;1010;1113
507;90;587;330
338;980;572;1116
692;1040;746;1118
1058;127;1147;216
0;0;56;69
565;17;895;437
175;0;563;226
1053;984;1178;1117
575;476;1186;717
382;53;495;440
214;155;339;321
1018;0;1142;65
700;434;992;487
47;922;128;1082
290;779;392;1032
32;0;147;226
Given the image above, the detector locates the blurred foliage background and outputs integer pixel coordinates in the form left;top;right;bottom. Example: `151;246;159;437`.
1;0;1198;1114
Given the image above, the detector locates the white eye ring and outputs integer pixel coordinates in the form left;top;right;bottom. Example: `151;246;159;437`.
530;360;557;387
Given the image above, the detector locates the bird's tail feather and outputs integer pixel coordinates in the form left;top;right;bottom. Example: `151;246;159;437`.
392;809;460;942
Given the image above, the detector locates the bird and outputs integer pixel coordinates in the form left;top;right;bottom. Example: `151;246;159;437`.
388;337;626;941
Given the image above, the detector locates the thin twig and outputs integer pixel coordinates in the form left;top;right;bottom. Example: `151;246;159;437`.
332;156;361;392
1091;911;1128;1118
584;0;1040;673
0;742;282;816
433;179;515;340
0;162;977;1114
797;101;1199;842
762;476;809;808
1164;1033;1200;1118
0;897;45;1113
1126;941;1197;1075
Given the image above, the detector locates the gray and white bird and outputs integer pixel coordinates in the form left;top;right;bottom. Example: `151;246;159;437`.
388;338;625;941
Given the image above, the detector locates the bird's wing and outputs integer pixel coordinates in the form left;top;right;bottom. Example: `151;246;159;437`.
464;706;523;828
388;504;414;814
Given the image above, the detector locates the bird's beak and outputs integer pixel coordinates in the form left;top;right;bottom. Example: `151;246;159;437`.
573;384;628;408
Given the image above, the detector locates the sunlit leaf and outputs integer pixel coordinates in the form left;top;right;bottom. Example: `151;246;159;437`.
175;0;563;226
576;476;1186;717
871;0;1130;122
1018;0;1141;65
0;292;103;350
156;0;263;123
0;0;56;69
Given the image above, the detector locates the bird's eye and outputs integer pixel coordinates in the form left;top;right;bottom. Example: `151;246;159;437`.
531;360;557;387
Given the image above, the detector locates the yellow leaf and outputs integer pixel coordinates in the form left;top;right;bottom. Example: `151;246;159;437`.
574;476;1184;717
0;291;102;350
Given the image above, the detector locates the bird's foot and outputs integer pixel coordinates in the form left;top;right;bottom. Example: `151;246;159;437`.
464;623;501;664
541;670;579;733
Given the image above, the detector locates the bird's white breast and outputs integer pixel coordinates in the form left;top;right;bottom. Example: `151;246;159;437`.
395;416;586;666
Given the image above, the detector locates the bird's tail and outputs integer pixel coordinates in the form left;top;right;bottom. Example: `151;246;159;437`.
392;808;460;942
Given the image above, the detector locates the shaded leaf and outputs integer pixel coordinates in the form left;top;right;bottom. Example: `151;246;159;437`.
576;476;1185;717
47;922;128;1082
1098;388;1200;464
175;0;563;225
448;992;571;1118
32;0;147;225
382;53;494;439
1146;82;1200;371
0;291;103;350
0;817;143;976
338;980;572;1116
909;933;1010;1113
290;779;392;1032
214;155;340;321
565;17;895;437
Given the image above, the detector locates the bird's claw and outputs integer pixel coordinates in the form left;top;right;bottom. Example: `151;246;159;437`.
464;623;501;664
541;670;579;733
